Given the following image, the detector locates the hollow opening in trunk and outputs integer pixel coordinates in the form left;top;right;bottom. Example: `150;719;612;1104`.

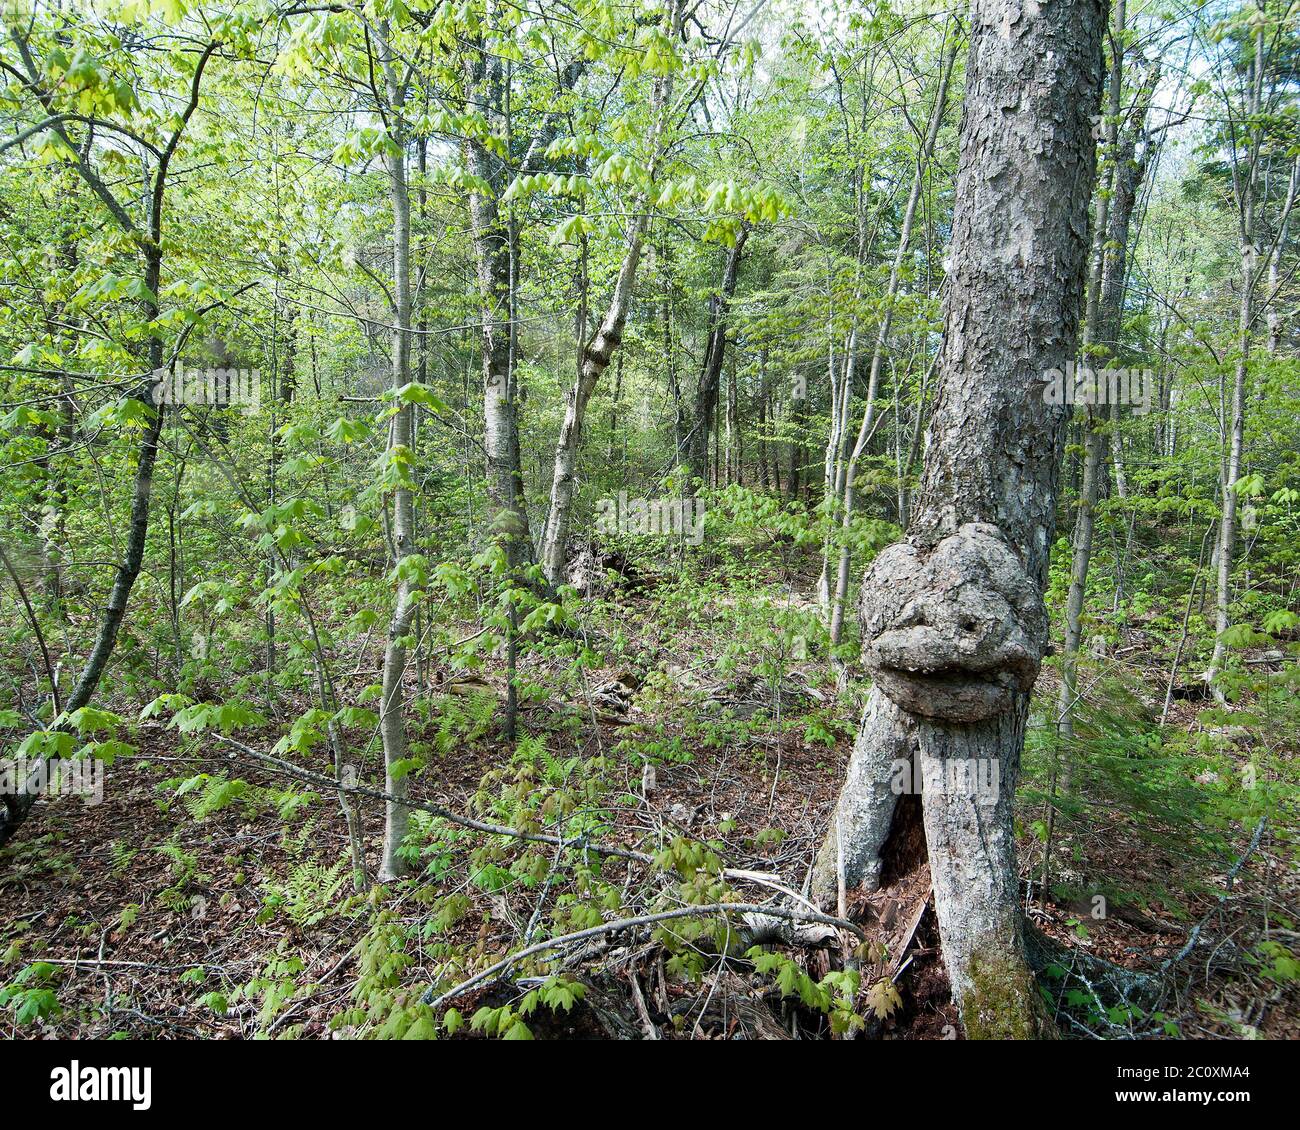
879;789;927;888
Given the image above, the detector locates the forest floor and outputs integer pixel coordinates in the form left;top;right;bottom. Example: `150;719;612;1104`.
2;553;1297;1040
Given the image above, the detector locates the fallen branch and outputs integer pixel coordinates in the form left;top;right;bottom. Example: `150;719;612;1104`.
421;901;865;1012
207;733;809;901
1024;924;1161;1009
1022;817;1269;1030
1161;815;1267;974
36;957;218;972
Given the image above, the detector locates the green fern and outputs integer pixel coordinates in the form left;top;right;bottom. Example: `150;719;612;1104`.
259;859;347;927
176;773;251;821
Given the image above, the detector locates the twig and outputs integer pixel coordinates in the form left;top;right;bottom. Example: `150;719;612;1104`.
38;957;217;972
265;947;355;1035
627;969;660;1039
1160;816;1267;973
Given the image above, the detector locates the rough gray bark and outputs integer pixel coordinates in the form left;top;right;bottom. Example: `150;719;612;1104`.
814;0;1104;1038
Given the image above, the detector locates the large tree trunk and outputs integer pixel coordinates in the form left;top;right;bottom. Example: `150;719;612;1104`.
813;0;1104;1038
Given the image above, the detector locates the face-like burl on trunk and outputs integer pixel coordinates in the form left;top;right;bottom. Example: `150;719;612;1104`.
859;523;1047;723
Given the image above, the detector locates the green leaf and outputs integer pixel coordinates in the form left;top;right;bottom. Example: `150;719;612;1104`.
67;706;124;735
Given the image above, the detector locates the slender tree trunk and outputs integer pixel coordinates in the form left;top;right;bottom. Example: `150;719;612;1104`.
786;389;804;503
817;283;853;608
813;0;1104;1038
0;36;215;848
467;155;531;565
757;345;771;491
827;36;957;646
1267;156;1298;356
376;24;416;880
1207;21;1266;695
687;225;749;492
464;39;531;566
64;249;164;721
539;6;681;583
1058;0;1155;745
1;250;164;847
899;347;938;531
1058;411;1103;742
606;352;621;463
38;174;78;611
726;348;741;485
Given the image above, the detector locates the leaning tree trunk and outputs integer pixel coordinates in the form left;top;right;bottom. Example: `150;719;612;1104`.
539;219;649;585
538;4;681;585
464;23;588;570
813;0;1104;1039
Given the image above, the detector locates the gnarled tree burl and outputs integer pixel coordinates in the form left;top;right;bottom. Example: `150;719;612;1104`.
812;0;1105;1038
